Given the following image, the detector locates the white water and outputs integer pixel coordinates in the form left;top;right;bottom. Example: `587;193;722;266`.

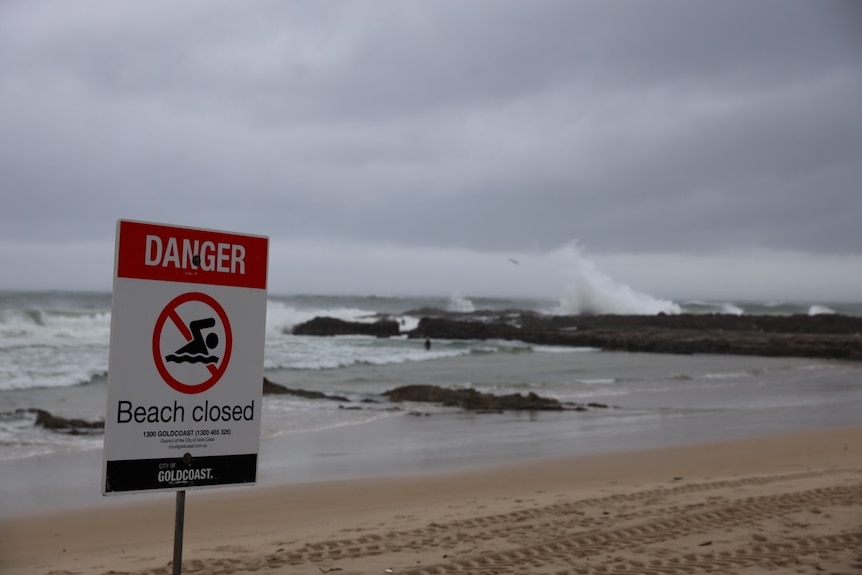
809;304;836;315
0;306;111;390
552;243;681;315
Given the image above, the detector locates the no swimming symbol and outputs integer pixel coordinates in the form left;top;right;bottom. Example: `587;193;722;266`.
165;317;220;365
152;292;233;394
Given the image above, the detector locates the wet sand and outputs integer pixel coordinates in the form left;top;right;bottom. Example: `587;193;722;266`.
2;425;860;575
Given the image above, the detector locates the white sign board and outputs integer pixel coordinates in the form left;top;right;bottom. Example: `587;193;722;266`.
102;220;269;495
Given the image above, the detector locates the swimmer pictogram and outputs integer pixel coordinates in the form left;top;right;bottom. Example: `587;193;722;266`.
152;292;232;394
165;317;220;365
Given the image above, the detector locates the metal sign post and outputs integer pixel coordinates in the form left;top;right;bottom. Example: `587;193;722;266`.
173;490;186;575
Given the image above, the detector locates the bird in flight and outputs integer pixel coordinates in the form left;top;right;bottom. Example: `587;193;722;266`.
508;258;520;266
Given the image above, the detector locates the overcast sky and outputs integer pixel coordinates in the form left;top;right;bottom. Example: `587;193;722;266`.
1;0;860;303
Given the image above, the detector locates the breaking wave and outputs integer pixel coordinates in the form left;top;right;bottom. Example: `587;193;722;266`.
551;243;681;315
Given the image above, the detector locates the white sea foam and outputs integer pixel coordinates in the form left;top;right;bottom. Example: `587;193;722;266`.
702;371;750;380
259;397;403;439
0;308;110;391
265;300;381;335
577;378;618;385
447;293;476;312
719;302;745;315
0;410;104;461
397;316;421;332
808;304;835;315
0;309;110;347
1;295;506;390
551;243;681;315
264;333;472;371
532;345;599;354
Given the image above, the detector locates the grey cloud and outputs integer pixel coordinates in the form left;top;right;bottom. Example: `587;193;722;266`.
0;0;860;261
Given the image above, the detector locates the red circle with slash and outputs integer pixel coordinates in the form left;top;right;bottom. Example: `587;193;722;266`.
152;292;232;394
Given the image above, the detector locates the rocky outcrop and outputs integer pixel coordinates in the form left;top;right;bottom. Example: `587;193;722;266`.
20;408;104;434
518;329;862;360
383;384;568;411
409;317;522;340
260;379;609;413
407;313;862;361
289;310;862;360
16;380;348;436
263;377;349;401
292;316;400;337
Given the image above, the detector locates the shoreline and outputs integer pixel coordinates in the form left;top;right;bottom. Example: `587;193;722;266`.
3;425;861;575
4;390;859;520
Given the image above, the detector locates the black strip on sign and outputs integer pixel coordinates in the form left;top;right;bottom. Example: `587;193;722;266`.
105;453;257;493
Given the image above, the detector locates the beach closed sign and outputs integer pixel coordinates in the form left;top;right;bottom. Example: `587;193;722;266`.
102;220;269;495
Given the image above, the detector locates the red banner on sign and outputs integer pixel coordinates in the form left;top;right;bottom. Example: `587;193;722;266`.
116;220;268;289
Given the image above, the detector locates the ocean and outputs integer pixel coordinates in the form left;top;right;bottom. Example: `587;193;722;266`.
1;289;861;515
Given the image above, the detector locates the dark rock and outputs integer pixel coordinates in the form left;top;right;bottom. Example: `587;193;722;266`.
383;384;565;411
406;309;862;336
20;408;104;434
404;313;862;361
291;317;400;337
291;309;862;360
409;317;522;340
262;377;349;402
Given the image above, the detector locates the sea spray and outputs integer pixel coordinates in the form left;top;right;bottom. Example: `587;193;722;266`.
808;305;836;316
265;299;382;335
551;242;681;315
447;293;476;313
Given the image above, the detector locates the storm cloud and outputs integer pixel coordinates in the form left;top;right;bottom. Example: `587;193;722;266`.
1;0;860;301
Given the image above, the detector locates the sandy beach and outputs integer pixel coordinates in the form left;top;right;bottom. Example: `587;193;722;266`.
2;425;860;575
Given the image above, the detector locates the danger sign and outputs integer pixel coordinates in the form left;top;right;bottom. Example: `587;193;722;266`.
103;220;268;495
